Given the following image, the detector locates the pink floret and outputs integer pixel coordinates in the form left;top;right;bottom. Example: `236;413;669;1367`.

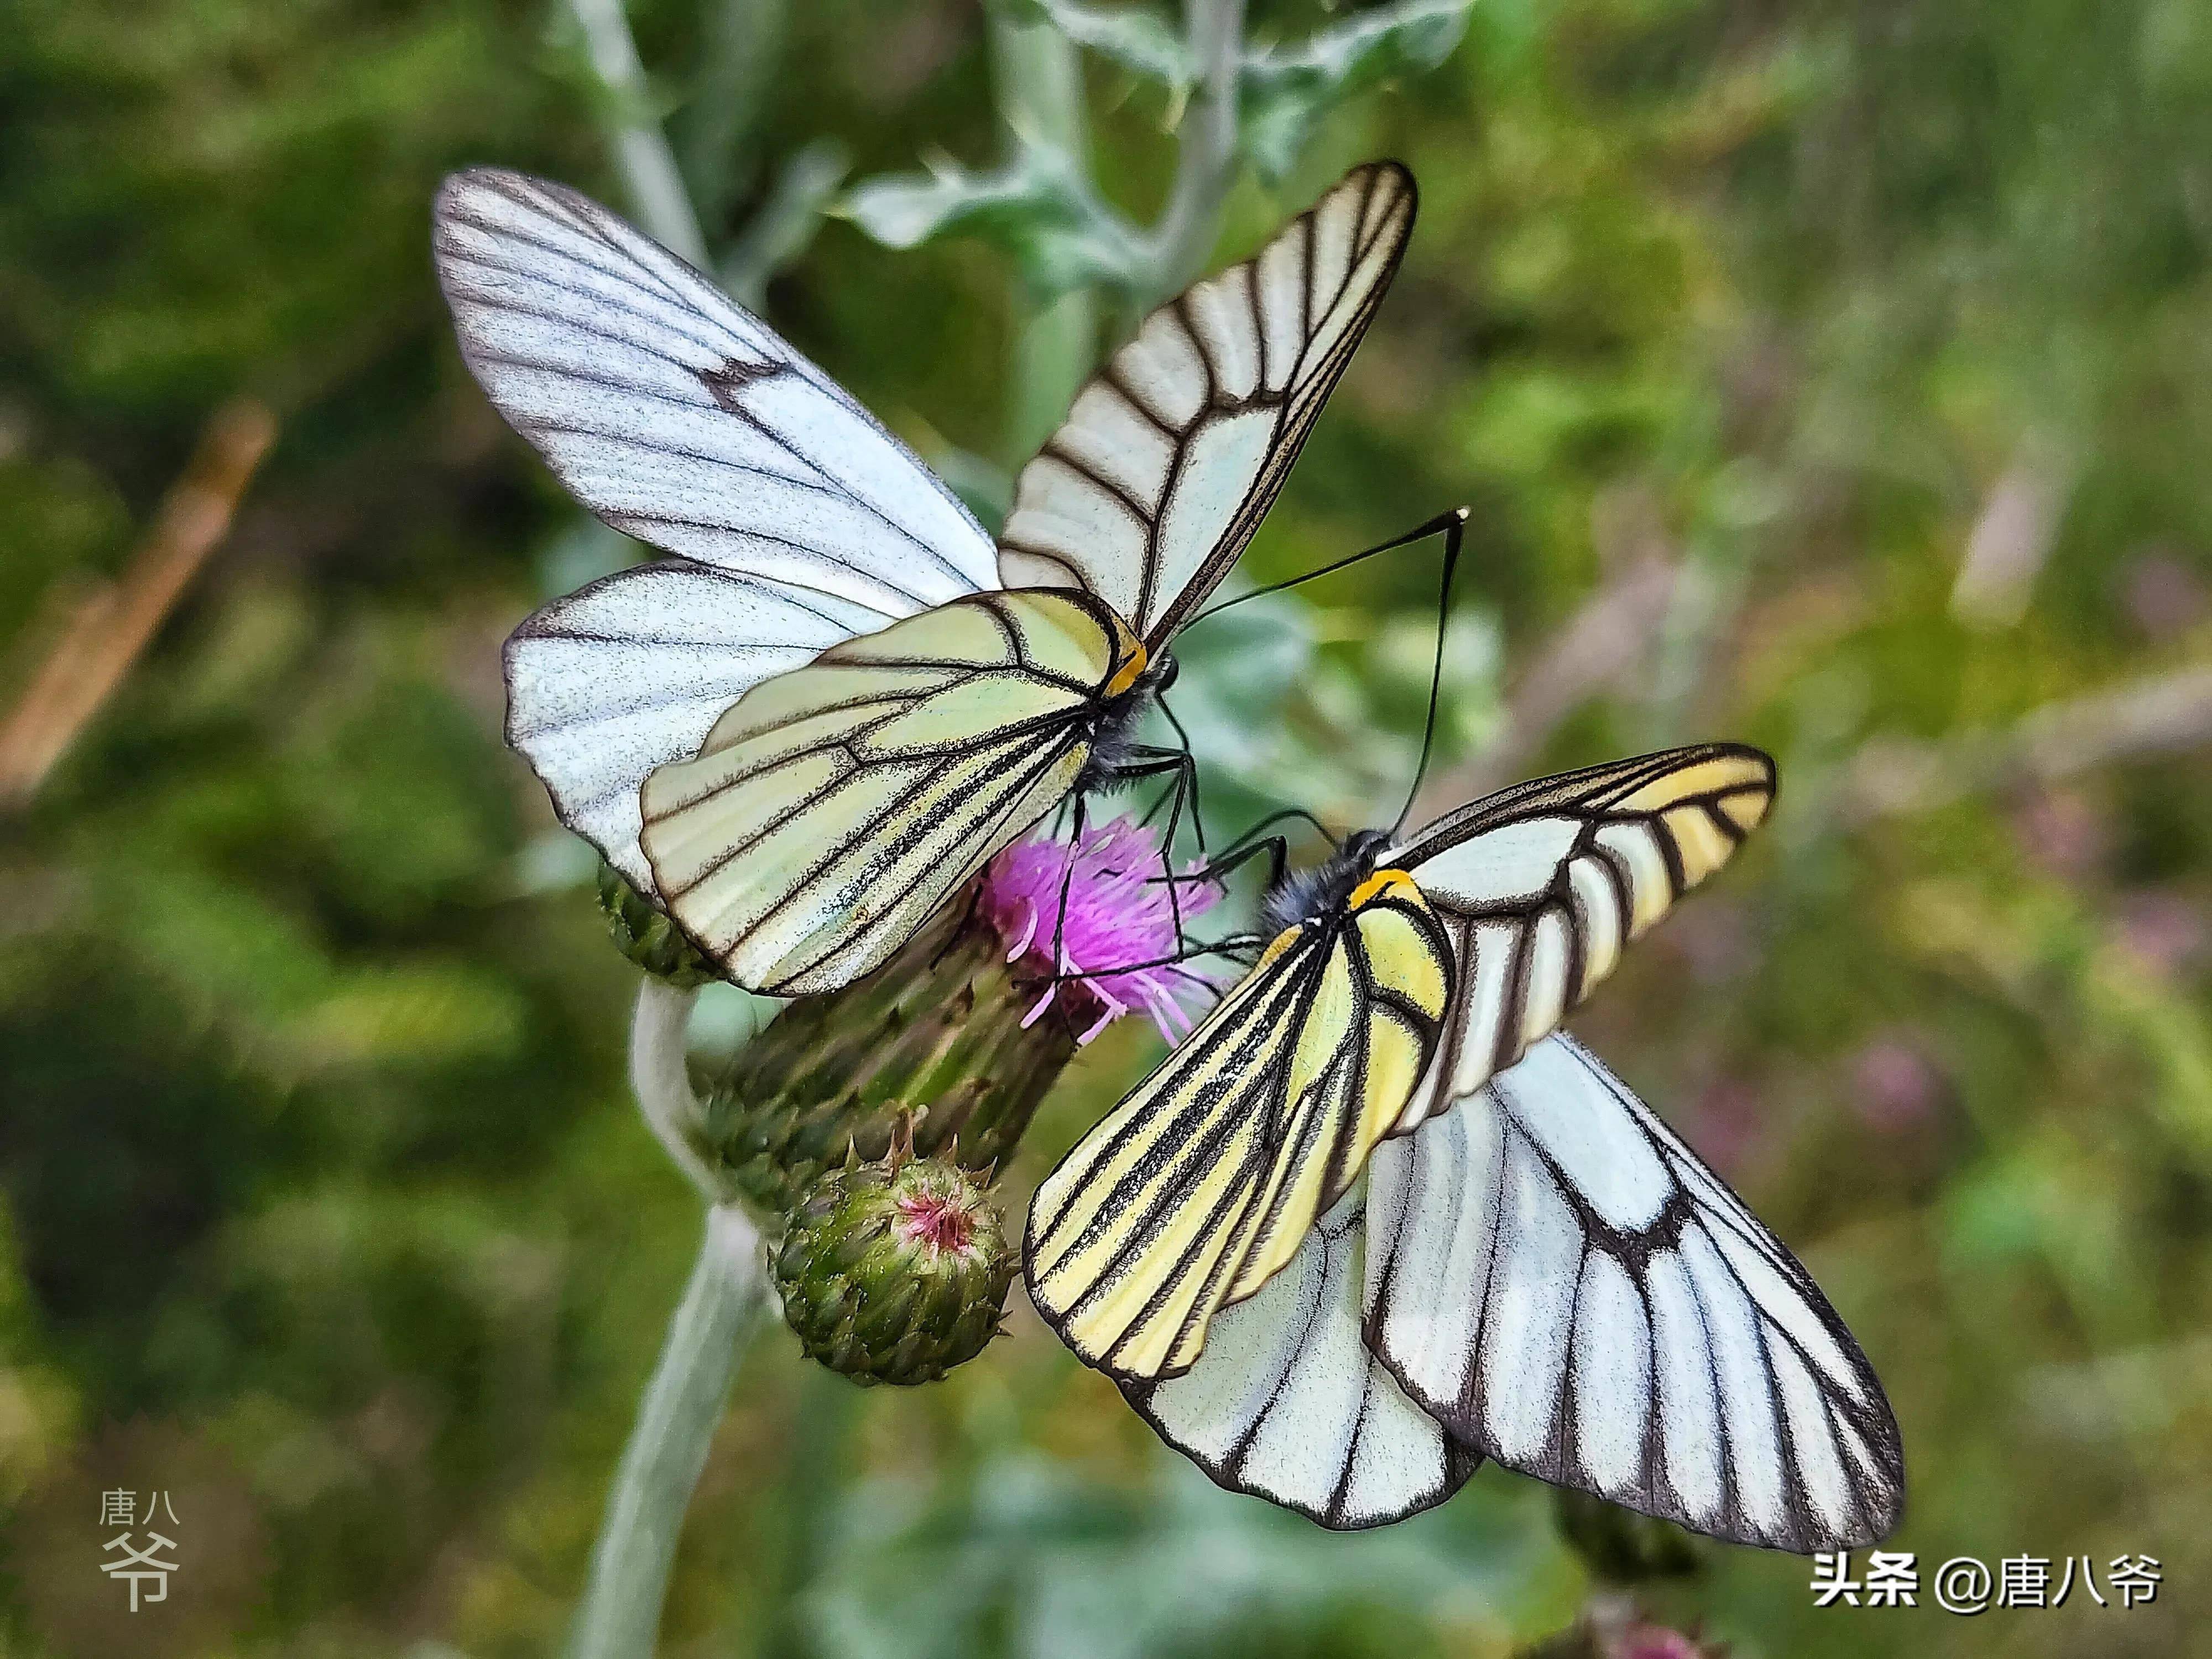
893;1190;979;1259
980;816;1222;1046
1613;1625;1705;1659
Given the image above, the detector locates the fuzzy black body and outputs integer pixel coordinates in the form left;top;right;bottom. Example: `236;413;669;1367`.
1259;827;1394;937
1074;653;1180;796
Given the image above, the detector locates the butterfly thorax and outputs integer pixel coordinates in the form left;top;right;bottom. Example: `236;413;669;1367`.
1077;647;1178;793
1258;827;1405;938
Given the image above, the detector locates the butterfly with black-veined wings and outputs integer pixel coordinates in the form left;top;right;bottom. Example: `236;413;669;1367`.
1025;744;1905;1547
432;160;1417;994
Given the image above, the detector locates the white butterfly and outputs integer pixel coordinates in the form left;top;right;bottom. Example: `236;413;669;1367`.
433;161;1416;993
1030;749;1905;1547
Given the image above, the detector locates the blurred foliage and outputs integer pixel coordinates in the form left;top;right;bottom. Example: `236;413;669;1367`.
3;0;2211;1655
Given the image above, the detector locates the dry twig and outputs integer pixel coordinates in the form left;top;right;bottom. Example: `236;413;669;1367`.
1840;665;2212;825
0;398;275;806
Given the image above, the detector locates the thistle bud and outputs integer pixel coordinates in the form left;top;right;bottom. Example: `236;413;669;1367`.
1515;1601;1721;1659
707;817;1219;1213
598;863;716;987
1553;1488;1702;1584
772;1144;1014;1386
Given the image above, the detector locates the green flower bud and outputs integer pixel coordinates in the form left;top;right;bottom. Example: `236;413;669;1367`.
773;1144;1014;1386
1553;1486;1702;1585
706;895;1077;1213
599;863;716;987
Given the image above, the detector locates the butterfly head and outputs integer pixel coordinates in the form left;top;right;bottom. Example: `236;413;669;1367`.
1101;643;1177;705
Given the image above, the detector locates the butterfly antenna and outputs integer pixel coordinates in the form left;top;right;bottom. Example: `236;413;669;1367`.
1187;507;1470;626
1392;506;1470;838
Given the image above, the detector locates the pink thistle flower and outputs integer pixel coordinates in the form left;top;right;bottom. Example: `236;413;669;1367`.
1610;1624;1707;1659
892;1185;985;1262
980;816;1222;1047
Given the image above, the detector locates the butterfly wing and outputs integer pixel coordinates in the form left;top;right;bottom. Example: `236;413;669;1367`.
998;162;1416;648
1120;1189;1480;1530
1025;875;1452;1380
434;168;999;890
1391;744;1777;1130
500;563;879;893
638;590;1126;994
1363;1035;1905;1551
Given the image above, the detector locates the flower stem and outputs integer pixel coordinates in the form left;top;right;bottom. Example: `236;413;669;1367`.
567;984;769;1658
1145;0;1248;301
989;8;1099;457
564;0;712;267
629;979;727;1203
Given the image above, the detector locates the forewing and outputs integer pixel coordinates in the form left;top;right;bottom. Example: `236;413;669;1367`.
1122;1190;1479;1530
638;593;1109;994
435;167;996;608
998;162;1416;646
436;168;1000;889
1363;1035;1904;1552
1025;883;1451;1381
1392;744;1776;1130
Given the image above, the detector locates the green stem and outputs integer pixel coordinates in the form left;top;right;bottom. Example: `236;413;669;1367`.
565;0;712;266
566;983;769;1659
990;8;1099;457
567;1203;765;1658
721;140;851;309
629;979;726;1202
677;0;789;226
1145;0;1247;302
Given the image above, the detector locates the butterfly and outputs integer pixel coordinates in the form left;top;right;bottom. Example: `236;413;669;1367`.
432;160;1416;994
1025;744;1906;1546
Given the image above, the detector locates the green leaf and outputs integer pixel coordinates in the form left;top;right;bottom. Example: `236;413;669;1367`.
840;142;1143;299
1011;0;1196;91
1240;0;1478;182
283;959;530;1072
1019;1;1475;185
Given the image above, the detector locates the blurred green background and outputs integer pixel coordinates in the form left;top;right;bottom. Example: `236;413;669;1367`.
4;0;2210;1653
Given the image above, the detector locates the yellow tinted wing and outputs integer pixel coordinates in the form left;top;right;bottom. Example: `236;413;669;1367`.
1387;744;1776;1131
639;591;1125;994
1025;877;1452;1380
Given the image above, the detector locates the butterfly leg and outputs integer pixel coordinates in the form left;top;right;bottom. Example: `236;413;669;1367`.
1156;695;1208;857
1185;832;1292;896
1095;746;1206;957
1154;755;1193;954
1050;789;1091;990
1041;930;1271;992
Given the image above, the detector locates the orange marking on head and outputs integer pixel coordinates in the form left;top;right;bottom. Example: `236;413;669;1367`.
1103;631;1149;698
1348;868;1421;909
